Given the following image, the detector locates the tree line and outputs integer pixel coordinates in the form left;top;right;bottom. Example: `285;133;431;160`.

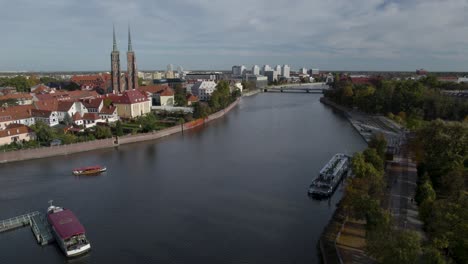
411;120;468;263
325;76;468;128
342;134;422;264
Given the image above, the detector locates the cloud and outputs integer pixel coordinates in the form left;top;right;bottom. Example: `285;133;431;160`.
0;0;467;71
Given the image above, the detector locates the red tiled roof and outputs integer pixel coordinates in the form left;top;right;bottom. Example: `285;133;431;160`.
0;124;33;138
0;93;33;101
35;90;99;102
0;105;34;122
159;87;174;96
81;98;103;109
70;74;106;88
31;109;53;118
437;76;458;81
57;101;74;112
31;85;50;94
83;113;100;121
137;85;169;94
186;94;199;102
99;105;116;115
34;100;58;111
350;77;372;85
107;90;148;104
72;112;82;121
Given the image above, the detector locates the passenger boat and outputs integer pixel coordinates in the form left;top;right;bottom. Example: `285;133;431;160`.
72;166;106;176
46;201;91;257
308;153;350;198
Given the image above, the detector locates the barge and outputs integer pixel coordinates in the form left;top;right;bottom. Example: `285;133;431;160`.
308;153;350;198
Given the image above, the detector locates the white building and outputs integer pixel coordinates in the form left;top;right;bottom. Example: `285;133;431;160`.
232;65;246;76
264;71;278;83
252;65;260;75
32;109;59;127
275;65;282;76
311;69;320;75
300;68;308;75
191;81;217;101
262;65;272;75
282;65;290;78
458;76;468;83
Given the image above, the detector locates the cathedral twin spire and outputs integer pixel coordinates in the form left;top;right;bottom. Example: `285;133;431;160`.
111;25;138;93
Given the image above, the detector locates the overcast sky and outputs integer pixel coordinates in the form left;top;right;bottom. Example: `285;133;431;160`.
1;0;468;72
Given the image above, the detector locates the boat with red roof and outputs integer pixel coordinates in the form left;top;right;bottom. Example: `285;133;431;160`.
47;201;91;257
72;165;106;176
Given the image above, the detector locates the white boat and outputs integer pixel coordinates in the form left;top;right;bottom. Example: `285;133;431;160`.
308;154;350;197
47;201;91;257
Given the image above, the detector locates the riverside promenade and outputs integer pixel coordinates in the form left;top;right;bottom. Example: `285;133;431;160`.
318;97;417;264
0;98;240;164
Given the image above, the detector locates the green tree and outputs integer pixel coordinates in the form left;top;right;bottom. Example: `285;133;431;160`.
193;102;211;119
31;121;55;145
383;230;421;264
115;120;124;136
95;126;112;139
138;113;158;132
174;84;188;106
368;133;387;158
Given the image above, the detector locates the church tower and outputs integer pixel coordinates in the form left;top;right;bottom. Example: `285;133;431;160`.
127;26;138;90
111;26;121;93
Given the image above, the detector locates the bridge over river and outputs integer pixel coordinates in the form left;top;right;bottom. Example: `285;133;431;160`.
263;82;330;93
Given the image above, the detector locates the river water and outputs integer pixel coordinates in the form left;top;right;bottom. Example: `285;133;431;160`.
0;93;366;264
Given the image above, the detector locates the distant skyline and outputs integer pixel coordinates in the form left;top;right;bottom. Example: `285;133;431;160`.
1;0;468;72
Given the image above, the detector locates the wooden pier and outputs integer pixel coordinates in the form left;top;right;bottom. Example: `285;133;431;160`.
0;211;55;245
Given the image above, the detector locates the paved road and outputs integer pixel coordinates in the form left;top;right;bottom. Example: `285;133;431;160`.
388;143;425;233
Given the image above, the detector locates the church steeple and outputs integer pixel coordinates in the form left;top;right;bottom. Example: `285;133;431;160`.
113;25;118;51
111;25;121;93
128;25;133;52
126;24;138;91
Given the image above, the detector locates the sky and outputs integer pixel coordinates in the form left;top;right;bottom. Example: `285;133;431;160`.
1;0;468;72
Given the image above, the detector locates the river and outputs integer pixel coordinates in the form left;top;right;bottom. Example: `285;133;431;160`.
0;93;366;264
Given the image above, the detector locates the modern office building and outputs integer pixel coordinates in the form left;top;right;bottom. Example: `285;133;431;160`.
252;65;260;75
232;65;246;76
282;65;290;78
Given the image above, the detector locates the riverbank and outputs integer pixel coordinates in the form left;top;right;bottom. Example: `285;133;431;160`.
0;98;240;164
320;97;403;148
318;97;424;264
242;89;261;97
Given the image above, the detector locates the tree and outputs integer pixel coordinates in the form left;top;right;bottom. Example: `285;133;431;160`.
31;121;55;144
383;230;421;264
63;82;80;91
174;83;188;106
95;126;112;139
193;102;211;119
104;98;113;107
115;120;124;136
138;112;158;132
368;133;387;158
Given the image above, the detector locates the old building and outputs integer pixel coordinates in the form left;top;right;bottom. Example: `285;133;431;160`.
0;124;36;146
106;90;151;119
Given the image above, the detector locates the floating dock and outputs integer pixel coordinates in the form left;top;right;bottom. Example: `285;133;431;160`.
0;211;55;246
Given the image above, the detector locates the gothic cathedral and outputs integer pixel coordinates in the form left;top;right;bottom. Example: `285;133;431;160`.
111;25;138;93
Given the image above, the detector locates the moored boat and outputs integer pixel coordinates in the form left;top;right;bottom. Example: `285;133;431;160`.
47;202;91;257
72;166;106;176
308;153;350;198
